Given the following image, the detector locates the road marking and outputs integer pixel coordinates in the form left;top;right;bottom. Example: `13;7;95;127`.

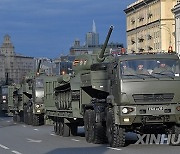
107;147;122;151
50;133;57;136
26;138;42;143
22;125;27;128
0;144;9;150
71;139;80;142
11;150;22;154
7;121;11;123
33;129;39;131
14;123;17;125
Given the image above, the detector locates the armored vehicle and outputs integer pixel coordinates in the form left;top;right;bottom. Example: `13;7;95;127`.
45;26;180;147
9;60;45;125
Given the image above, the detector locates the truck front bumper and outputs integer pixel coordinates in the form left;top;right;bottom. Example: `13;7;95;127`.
114;104;180;126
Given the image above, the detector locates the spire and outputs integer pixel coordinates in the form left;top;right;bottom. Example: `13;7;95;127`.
92;20;96;33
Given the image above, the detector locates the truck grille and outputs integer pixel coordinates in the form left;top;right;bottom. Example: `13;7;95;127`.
133;93;174;102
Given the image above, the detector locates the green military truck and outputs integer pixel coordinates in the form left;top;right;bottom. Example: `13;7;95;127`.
44;26;180;147
8;60;46;125
0;85;9;116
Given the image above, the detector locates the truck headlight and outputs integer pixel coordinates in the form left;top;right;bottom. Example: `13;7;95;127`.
2;96;6;99
35;104;40;108
122;107;134;114
122;108;128;114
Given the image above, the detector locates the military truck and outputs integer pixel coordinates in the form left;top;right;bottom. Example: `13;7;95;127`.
9;60;46;125
44;26;180;147
0;85;9;116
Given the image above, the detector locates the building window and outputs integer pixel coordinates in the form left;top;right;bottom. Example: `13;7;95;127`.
138;16;144;22
131;18;135;24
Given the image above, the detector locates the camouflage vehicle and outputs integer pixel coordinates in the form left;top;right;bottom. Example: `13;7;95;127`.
9;60;45;125
45;26;180;147
0;85;9;115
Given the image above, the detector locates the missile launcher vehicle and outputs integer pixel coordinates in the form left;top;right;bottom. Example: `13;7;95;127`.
44;26;180;147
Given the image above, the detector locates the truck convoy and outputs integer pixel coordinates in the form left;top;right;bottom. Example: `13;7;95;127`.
8;60;45;126
5;26;180;147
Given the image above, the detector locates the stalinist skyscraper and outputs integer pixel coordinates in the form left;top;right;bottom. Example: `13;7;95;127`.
86;20;99;47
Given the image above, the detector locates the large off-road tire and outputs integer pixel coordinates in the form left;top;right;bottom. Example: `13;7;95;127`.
39;114;44;125
19;111;24;122
170;125;180;146
106;108;126;147
32;114;40;126
54;121;60;135
84;110;94;143
27;112;33;125
91;110;107;144
13;113;17;122
16;114;21;122
23;108;28;124
70;124;78;136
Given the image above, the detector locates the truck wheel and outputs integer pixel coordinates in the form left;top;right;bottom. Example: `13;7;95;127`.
19;111;24;122
91;110;107;144
27;112;33;125
54;122;60;135
106;108;125;147
84;110;94;143
170;125;180;146
54;122;57;135
70;124;78;136
39;114;44;125
24;109;28;124
33;114;40;126
59;121;63;136
13;113;17;122
16;114;21;122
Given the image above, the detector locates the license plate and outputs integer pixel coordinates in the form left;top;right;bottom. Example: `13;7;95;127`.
147;106;164;111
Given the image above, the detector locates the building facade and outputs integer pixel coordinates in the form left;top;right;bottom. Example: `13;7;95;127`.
172;2;180;55
0;35;35;84
0;54;5;84
54;55;75;75
124;0;177;53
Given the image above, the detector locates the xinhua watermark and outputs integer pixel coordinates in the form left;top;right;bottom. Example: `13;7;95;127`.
135;134;180;145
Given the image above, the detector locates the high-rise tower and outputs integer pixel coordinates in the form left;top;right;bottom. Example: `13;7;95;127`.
86;20;99;47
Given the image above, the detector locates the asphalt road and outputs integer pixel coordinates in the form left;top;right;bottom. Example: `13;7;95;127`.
0;116;180;154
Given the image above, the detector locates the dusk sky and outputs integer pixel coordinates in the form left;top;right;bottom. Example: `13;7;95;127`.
0;0;135;58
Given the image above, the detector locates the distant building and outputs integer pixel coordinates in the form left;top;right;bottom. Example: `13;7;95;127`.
0;34;35;84
124;0;177;53
35;58;56;76
54;55;75;75
70;21;123;55
85;20;99;47
70;39;90;55
172;2;180;55
0;54;5;83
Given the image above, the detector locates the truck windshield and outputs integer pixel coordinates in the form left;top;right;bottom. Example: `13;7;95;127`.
120;59;180;79
36;79;44;88
2;88;8;94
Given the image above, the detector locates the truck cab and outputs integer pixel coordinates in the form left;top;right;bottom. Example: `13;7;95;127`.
105;53;180;146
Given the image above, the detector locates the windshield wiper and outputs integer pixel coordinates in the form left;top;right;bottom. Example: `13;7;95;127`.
137;74;159;80
153;73;174;79
123;74;145;80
